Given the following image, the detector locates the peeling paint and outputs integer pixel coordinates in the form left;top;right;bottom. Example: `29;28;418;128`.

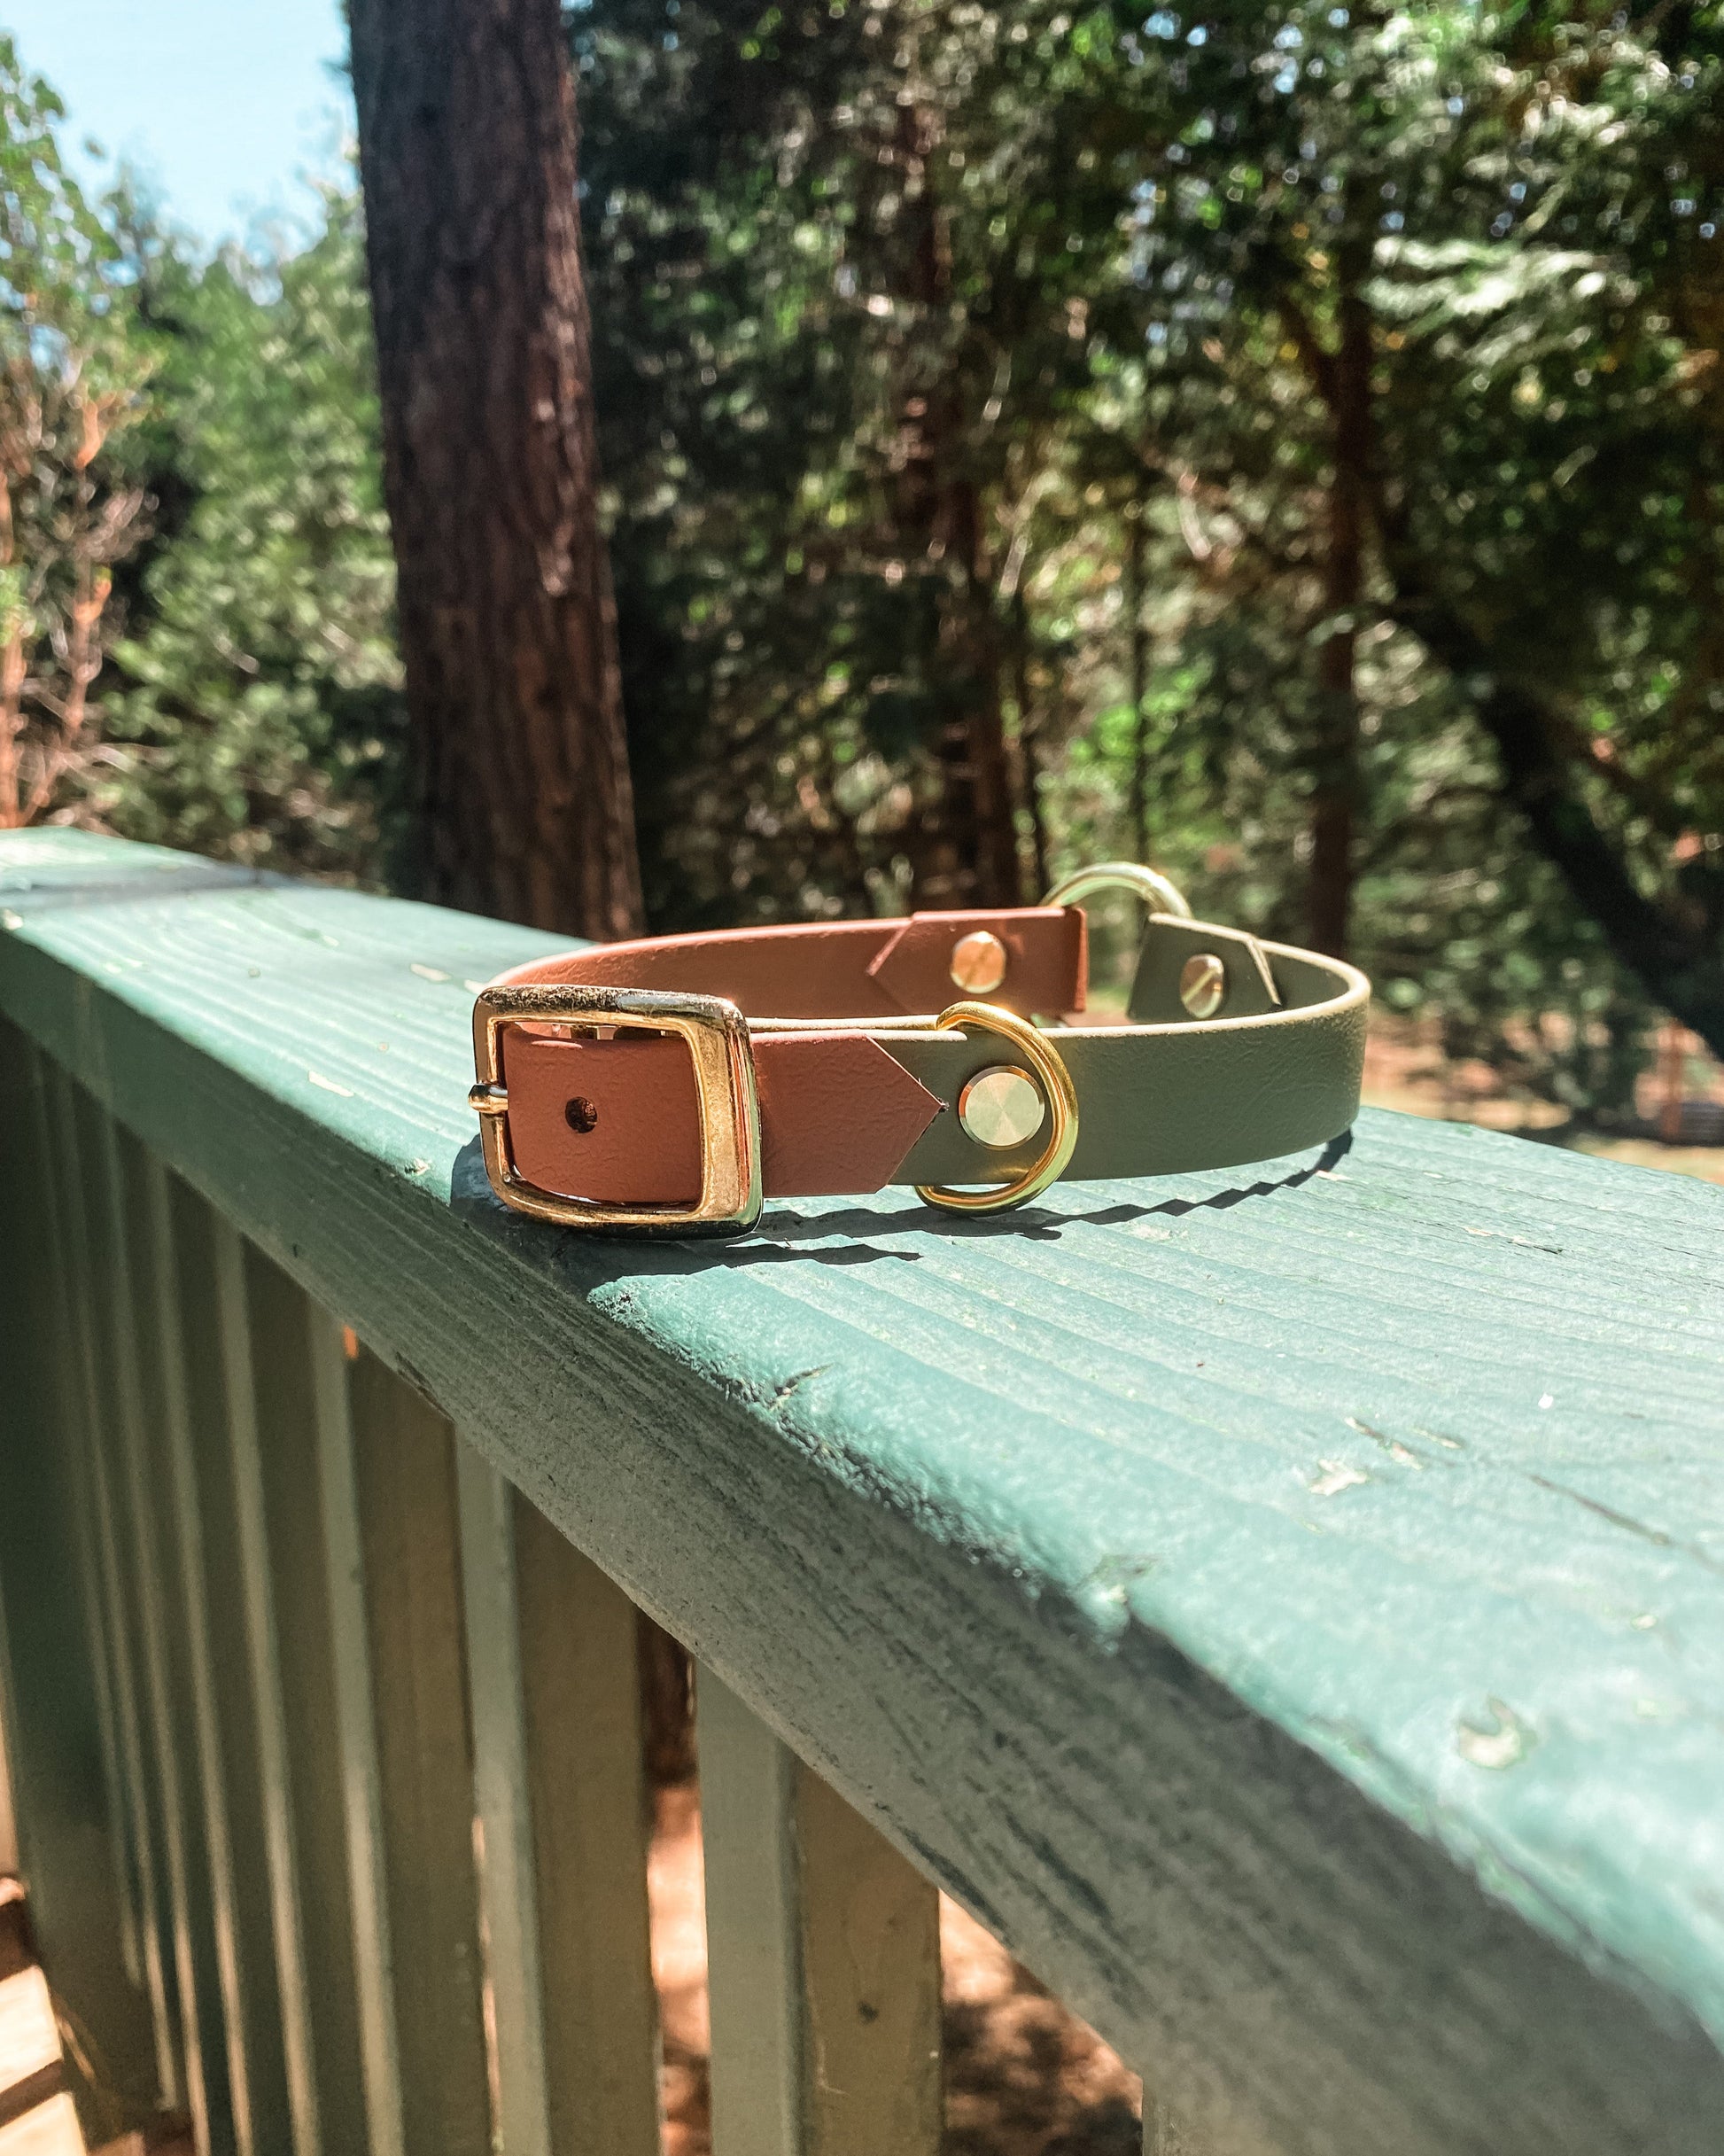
1456;1699;1534;1770
1310;1461;1369;1498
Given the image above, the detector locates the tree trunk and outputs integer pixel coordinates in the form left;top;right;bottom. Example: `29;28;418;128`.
1013;584;1050;896
1306;245;1373;961
892;97;1021;910
348;0;643;940
1124;508;1150;863
945;476;1021;908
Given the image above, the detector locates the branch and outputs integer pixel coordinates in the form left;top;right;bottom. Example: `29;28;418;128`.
1387;559;1724;1057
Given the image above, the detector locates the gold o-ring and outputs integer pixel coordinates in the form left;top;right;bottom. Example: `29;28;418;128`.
1041;860;1192;920
915;1001;1079;1215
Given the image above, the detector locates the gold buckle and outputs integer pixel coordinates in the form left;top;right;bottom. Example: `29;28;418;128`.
469;985;763;1237
915;1002;1079;1215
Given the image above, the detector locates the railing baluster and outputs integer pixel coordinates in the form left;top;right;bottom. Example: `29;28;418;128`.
103;1118;234;2153
793;1766;941;2156
159;1178;299;2156
236;1247;378;2152
133;1150;260;2156
41;1071;151;2000
338;1347;491;2156
60;1085;184;2113
0;1636;15;1880
452;1446;551;2154
697;1670;802;2156
509;1494;661;2156
0;1031;159;2135
34;1064;136;1991
698;1670;941;2156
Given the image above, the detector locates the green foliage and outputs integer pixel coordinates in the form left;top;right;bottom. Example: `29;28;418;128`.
8;6;1724;1123
99;191;405;876
0;36;155;827
579;0;1724;1115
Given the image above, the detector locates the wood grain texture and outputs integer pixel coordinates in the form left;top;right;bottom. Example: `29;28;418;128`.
137;1152;263;2156
454;1446;554;2156
37;1066;144;2009
697;1670;941;2156
345;1355;492;2156
239;1251;374;2153
0;1029;159;2137
698;1672;803;2156
795;1757;942;2155
0;1648;15;1880
105;1118;235;2153
60;1087;184;2114
509;1496;661;2156
299;1308;406;2156
207;1218;326;2156
165;1180;299;2156
6;830;1724;2154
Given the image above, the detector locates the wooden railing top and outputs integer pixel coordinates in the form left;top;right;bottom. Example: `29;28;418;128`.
5;827;1724;2155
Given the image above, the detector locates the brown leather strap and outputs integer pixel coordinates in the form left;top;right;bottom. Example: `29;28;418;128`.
505;908;1087;1022
481;906;1369;1213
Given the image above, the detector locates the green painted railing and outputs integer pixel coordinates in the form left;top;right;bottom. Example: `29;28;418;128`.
2;827;1722;2156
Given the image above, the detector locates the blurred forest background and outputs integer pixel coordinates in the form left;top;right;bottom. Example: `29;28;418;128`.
4;0;1724;1138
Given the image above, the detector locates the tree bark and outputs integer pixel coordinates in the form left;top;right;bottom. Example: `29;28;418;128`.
944;476;1021;907
1301;241;1373;961
892;97;1021;910
1013;583;1050;896
1124;508;1150;864
348;0;643;939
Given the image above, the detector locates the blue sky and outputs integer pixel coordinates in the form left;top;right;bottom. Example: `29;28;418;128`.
4;0;353;246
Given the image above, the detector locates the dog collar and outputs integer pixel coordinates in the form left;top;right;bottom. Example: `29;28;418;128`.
469;865;1369;1237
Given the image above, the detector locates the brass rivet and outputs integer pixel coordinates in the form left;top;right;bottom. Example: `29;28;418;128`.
958;1064;1047;1150
950;929;1008;993
1179;952;1227;1019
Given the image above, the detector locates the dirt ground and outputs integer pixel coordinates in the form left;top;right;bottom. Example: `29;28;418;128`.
1361;1015;1724;1184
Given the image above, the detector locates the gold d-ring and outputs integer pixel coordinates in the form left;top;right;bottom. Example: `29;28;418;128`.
916;1002;1080;1215
1042;860;1192;920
